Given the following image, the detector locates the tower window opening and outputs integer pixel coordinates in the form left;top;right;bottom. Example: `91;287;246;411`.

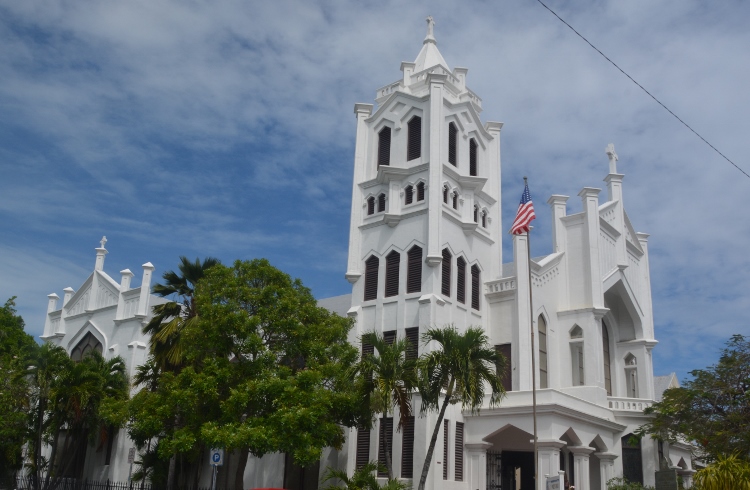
443;185;449;204
441;248;452;297
367;196;375;216
364;255;379;301
602;322;612;396
481;210;487;228
470;265;480;311
456;257;466;304
406;246;422;293
448;122;457;166
378;193;386;213
417;182;425;201
407;116;422;161
452;191;458;210
385;251;400;297
538;315;548;388
469;138;478;176
405;185;414;205
378;127;391;167
473;205;478;223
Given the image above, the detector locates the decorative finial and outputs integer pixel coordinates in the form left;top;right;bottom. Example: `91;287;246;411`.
605;143;618;174
424;16;436;44
99;236;108;249
523;176;528;184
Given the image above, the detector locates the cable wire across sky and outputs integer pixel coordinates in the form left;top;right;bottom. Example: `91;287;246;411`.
535;0;750;181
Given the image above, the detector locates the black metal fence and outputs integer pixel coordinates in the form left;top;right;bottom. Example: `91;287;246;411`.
12;477;231;490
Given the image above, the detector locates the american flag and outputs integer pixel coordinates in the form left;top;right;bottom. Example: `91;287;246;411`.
510;181;536;235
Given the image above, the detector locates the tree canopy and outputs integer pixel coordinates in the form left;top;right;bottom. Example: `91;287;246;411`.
639;334;750;462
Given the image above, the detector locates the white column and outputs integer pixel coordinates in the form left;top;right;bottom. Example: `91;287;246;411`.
62;287;75;306
578;188;603;308
513;233;532;391
425;73;447;267
466;442;492;490
345;103;373;283
136;263;155;318
595;452;617;490
569;446;594;490
537;440;565;490
95;236;108;271
43;293;60;337
116;269;134;320
485;121;503;279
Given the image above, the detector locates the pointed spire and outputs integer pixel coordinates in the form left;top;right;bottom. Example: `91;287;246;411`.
413;16;449;73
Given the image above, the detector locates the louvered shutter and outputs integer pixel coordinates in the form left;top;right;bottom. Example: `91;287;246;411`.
448;123;457;165
469;138;477;176
383;330;396;345
455;422;464;481
405;185;413;205
471;265;480;310
364;256;379;301
452;191;458;209
496;344;512;391
405;327;419;361
473;205;478;223
482;210;487;228
367;197;375;215
456;257;466;304
441;248;451;297
443;419;450;479
443;186;449;204
378;417;394;477
401;416;415;478
417;182;425;201
378;127;391;167
406;246;422;293
378;193;386;213
407;116;421;161
385;252;400;297
356;426;370;470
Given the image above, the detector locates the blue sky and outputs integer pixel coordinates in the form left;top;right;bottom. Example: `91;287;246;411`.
1;0;749;383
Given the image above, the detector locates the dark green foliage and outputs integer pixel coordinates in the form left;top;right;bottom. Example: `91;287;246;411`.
639;335;750;462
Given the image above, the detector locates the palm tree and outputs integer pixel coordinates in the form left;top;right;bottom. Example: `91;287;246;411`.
143;256;220;371
321;461;410;490
359;332;417;479
416;326;507;490
142;256;219;490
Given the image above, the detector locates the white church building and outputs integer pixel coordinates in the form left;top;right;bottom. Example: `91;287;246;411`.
39;18;695;490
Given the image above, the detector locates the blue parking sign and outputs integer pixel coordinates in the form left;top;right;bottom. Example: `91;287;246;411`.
210;448;224;466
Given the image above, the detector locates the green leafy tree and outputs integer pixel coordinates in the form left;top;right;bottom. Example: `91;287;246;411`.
639;335;750;462
0;297;36;482
359;332;416;479
415;326;507;490
190;259;364;490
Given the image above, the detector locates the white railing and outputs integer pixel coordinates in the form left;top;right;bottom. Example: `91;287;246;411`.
486;278;516;293
608;397;652;412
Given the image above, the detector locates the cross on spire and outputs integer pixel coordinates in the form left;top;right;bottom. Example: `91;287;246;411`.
99;236;108;249
424;16;436;44
606;143;618;174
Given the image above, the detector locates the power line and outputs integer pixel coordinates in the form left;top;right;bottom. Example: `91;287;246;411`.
536;0;750;181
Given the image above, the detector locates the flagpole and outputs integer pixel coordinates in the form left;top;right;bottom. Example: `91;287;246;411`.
525;177;538;490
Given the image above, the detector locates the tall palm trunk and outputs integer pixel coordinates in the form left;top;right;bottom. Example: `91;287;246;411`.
166;453;176;490
417;381;453;490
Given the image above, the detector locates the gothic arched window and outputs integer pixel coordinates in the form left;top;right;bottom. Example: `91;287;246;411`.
406;246;422;294
378;127;391;167
448;122;458;166
469;138;478;176
407;116;421;161
456;257;466;304
385;251;400;297
538;315;548;388
405;185;414;205
441;248;452;297
473;205;479;223
481;210;487;228
452;191;458;210
625;354;638;398
70;331;103;362
378;193;386;213
443;185;449;204
367;196;375;216
471;265;480;311
570;326;584;386
364;255;379;301
416;182;425;201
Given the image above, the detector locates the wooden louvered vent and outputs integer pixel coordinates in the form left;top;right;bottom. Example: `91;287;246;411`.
452;191;458;210
456;257;466;304
367;197;375;215
401;416;415;478
407;116;421;161
405;327;419;360
383;329;397;345
378;417;394;477
378;193;386;213
455;422;464;481
356;426;370;470
443;186;449;204
378;127;391;167
385;251;400;297
441;248;451;297
406;246;422;293
469;138;478;176
364;256;379;301
448;122;457;165
405;185;413;205
471;265;480;311
443;419;450;479
417;182;425;201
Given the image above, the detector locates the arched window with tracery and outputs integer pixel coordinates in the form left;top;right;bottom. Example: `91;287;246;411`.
538;315;548;388
570;326;584;386
378;126;391;167
71;331;103;362
625;354;638;398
